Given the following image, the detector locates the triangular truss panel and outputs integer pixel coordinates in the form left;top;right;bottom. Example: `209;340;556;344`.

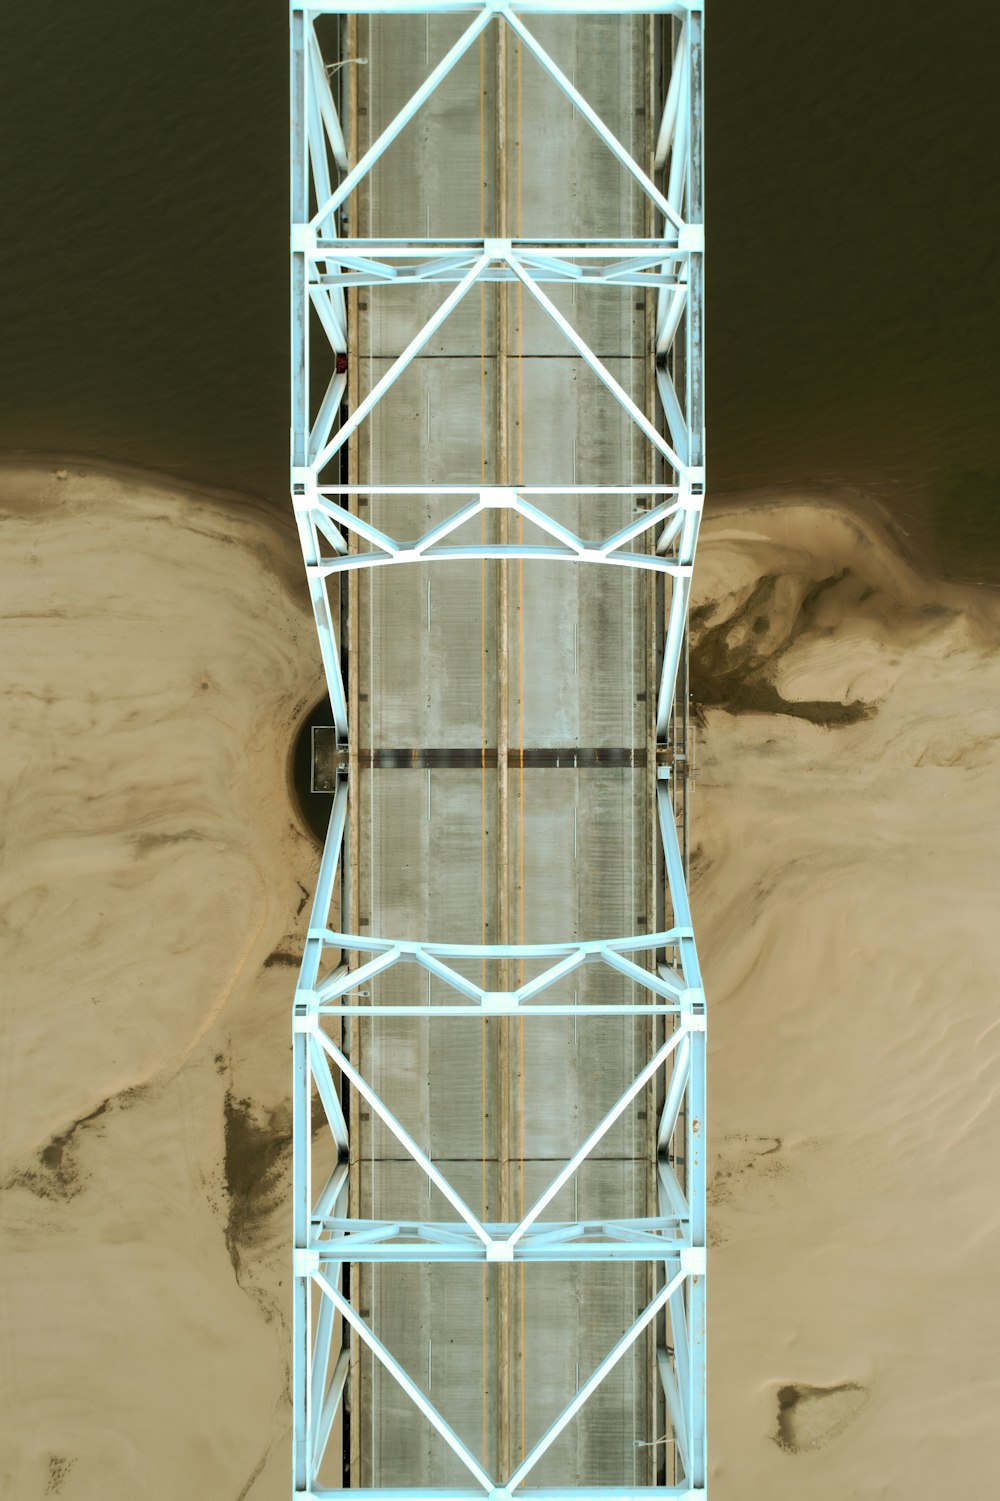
290;2;706;1498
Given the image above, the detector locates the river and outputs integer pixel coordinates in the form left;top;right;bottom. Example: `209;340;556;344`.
0;0;997;578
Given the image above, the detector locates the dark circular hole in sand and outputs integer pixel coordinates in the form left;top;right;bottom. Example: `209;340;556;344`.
292;696;334;843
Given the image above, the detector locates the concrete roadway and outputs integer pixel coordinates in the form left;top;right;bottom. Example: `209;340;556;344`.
340;13;657;1490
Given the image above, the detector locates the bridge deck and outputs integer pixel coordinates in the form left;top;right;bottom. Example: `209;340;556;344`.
349;13;657;1487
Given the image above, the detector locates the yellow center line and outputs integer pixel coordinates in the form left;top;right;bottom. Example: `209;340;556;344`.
515;35;527;1467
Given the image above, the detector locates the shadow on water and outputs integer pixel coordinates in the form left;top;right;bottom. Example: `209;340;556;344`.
291;696;334;844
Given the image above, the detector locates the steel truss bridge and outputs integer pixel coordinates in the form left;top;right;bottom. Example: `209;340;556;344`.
290;1;705;1496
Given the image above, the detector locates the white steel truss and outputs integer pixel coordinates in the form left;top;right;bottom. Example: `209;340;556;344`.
290;1;705;1497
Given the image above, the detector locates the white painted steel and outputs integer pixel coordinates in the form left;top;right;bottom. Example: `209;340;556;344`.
290;1;706;1494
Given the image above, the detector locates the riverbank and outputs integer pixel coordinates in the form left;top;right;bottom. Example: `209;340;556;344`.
693;499;1000;1496
0;459;323;1499
0;463;996;1497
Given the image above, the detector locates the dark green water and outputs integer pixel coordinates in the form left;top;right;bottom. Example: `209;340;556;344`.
1;0;998;577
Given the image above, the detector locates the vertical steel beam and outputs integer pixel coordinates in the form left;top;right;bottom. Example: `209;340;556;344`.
681;9;705;1486
290;14;312;1493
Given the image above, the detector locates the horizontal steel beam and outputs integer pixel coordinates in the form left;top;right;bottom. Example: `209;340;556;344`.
298;1;698;12
306;545;692;576
316;485;685;496
309;238;692;255
308;928;693;958
306;1490;702;1500
311;1003;689;1017
310;1234;692;1263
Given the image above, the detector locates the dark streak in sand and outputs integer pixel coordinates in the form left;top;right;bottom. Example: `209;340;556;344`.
222;1091;292;1282
5;1085;147;1200
691;571;877;727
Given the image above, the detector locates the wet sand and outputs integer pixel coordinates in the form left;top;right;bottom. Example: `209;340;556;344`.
0;460;322;1499
694;499;1000;1496
1;464;997;1497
